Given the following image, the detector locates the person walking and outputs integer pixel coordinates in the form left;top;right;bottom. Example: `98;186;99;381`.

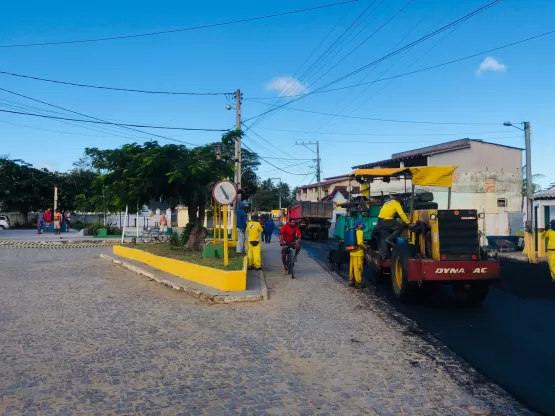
44;208;52;232
246;214;264;270
36;209;44;234
263;218;275;243
540;219;555;283
349;220;367;289
236;201;248;255
53;209;62;235
64;210;72;232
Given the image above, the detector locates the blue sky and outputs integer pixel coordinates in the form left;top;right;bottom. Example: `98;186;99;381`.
1;0;554;190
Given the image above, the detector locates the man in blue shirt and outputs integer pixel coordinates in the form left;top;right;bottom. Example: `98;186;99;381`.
236;201;248;254
263;218;275;243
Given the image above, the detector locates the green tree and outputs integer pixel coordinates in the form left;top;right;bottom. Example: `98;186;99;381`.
84;139;234;250
0;156;58;214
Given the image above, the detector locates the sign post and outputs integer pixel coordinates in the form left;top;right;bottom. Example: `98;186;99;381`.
212;180;238;267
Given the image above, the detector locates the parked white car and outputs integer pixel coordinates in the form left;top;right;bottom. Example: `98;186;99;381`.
0;215;10;229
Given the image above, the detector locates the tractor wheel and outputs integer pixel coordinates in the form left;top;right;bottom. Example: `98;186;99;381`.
453;282;490;305
390;244;414;301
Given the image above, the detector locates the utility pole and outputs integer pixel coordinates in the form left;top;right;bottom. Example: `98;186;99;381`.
235;89;242;198
504;120;534;262
295;141;321;200
524;121;532;233
269;177;282;209
54;185;58;211
231;89;241;242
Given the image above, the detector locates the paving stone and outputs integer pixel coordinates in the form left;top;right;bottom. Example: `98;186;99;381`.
0;246;532;415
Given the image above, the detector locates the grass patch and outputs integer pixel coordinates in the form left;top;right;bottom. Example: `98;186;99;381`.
128;244;244;271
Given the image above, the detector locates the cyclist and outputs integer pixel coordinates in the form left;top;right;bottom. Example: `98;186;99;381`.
279;217;301;275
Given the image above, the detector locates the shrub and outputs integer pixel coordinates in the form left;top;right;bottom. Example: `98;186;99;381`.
168;231;180;247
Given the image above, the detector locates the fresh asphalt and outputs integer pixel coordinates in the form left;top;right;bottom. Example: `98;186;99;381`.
302;240;555;416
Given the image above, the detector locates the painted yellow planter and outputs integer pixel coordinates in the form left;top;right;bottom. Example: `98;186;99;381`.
113;246;247;291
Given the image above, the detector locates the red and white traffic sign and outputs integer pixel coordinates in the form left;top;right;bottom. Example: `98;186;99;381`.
212;180;237;205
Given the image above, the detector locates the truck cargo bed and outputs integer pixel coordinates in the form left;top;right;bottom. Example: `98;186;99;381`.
289;201;333;219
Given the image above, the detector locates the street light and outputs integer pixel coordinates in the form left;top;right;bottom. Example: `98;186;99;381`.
504;120;535;261
503;121;524;131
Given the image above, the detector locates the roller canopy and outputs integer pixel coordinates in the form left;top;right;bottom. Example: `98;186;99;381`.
351;166;457;187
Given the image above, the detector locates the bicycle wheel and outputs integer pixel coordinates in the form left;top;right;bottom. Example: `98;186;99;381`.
140;232;153;244
288;249;295;279
158;232;168;243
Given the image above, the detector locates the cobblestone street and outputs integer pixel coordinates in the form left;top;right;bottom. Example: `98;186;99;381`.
0;245;532;415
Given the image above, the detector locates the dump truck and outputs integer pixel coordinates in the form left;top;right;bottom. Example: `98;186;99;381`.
287;201;333;240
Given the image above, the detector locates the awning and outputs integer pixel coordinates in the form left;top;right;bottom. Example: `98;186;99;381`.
351;166;457;187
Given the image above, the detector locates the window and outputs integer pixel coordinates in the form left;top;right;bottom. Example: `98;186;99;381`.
497;198;507;208
324;190;329;196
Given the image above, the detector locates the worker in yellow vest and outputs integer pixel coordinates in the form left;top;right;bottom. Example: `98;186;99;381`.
349;220;366;289
377;195;410;247
540;220;555;282
246;214;264;270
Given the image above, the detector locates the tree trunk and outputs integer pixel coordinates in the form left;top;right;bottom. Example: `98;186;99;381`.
185;225;207;251
184;193;207;251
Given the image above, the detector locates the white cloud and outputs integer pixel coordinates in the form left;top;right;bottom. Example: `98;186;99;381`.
266;76;307;96
476;56;507;75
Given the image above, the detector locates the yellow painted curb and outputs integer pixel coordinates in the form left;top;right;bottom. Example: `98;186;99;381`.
113;246;247;291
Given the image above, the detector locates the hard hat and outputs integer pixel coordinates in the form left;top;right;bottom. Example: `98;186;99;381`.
240;201;249;207
354;220;366;229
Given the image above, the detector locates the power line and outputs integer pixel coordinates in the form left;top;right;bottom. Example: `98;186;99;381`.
0;70;234;95
243;139;315;176
0;97;143;140
0;87;229;146
244;125;299;160
243;0;504;123
256;127;514;136
257;161;315;175
246;28;555;101
0;1;358;48
244;98;498;125
305;7;433;136
252;134;523;144
248;1;380;129
0;108;228;132
301;0;382;86
260;156;315;161
308;0;415;88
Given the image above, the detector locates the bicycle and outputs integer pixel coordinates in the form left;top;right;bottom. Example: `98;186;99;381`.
140;228;168;244
280;242;296;279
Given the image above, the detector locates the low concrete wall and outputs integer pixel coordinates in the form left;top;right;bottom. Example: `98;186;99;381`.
0;212;26;226
113;245;247;291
